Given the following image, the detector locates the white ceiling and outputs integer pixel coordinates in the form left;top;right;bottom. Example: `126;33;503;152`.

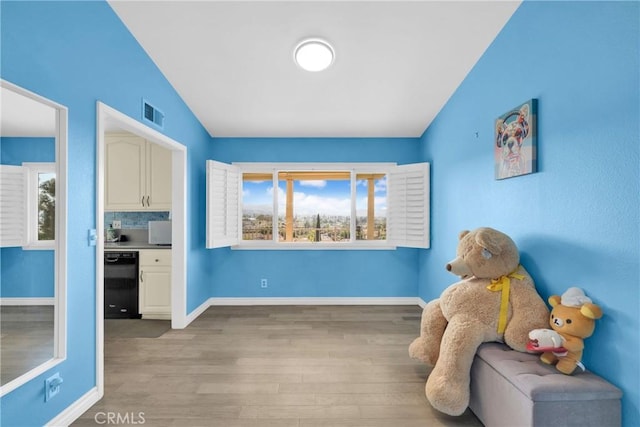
1;86;57;137
111;1;521;138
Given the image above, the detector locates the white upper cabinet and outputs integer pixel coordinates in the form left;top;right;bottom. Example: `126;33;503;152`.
105;135;145;210
105;134;171;211
146;141;172;209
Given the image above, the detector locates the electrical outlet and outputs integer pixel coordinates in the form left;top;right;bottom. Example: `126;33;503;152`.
45;372;63;402
261;279;268;288
112;220;122;229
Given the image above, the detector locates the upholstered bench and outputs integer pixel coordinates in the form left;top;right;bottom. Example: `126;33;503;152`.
469;342;622;427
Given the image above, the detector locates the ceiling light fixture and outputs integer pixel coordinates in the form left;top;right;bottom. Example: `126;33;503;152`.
294;38;335;72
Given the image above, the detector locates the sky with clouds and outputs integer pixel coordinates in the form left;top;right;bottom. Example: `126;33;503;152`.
243;176;387;217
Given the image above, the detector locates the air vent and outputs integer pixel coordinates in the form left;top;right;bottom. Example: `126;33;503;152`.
142;99;164;129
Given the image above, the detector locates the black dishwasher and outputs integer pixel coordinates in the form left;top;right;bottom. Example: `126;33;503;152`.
104;252;141;319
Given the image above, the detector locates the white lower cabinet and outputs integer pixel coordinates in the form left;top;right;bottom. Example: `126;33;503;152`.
139;250;171;319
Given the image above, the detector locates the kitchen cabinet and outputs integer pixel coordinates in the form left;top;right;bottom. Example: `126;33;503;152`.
105;134;172;211
139;249;171;319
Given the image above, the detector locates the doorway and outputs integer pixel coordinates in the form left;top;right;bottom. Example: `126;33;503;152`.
95;102;187;398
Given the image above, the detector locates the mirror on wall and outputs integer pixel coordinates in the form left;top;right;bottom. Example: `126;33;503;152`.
0;80;67;394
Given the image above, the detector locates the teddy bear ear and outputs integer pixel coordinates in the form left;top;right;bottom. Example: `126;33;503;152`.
581;303;603;320
474;229;502;255
459;230;470;240
548;295;562;307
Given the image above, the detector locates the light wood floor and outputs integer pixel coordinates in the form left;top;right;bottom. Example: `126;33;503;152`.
0;305;54;386
73;305;483;426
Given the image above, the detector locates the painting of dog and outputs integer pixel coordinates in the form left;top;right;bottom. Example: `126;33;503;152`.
495;99;537;179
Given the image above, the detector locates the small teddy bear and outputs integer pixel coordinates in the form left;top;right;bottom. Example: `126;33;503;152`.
536;287;603;374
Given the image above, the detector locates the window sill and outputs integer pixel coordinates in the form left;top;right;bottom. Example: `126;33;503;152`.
232;241;396;251
22;243;55;251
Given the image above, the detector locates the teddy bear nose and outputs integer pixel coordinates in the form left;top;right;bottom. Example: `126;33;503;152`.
553;318;564;327
446;264;452;271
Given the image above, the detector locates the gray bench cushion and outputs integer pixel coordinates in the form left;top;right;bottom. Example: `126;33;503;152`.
469;343;622;427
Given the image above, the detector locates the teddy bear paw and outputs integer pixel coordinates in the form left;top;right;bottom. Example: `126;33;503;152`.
540;352;557;365
425;375;469;416
555;359;578;375
408;337;437;366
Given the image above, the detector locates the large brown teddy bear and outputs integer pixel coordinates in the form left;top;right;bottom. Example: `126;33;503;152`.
409;227;549;416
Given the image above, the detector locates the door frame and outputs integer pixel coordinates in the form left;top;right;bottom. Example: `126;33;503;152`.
95;102;188;398
0;79;68;396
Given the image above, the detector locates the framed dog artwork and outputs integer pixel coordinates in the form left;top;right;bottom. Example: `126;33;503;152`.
494;99;537;179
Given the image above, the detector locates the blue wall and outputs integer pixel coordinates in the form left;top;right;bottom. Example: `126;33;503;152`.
1;248;54;298
210;137;421;298
1;2;211;425
1;137;56;298
1;137;55;165
419;2;639;426
3;0;638;425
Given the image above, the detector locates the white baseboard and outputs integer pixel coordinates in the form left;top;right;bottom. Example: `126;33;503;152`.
209;296;422;306
0;297;55;306
183;297;215;327
46;387;102;427
417;297;427;308
142;313;171;320
182;296;422;327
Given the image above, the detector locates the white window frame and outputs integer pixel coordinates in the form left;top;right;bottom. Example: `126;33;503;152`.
206;160;241;249
0;164;27;247
207;161;430;250
23;162;56;250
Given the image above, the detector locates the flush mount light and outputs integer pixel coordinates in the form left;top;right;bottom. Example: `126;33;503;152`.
294;38;335;72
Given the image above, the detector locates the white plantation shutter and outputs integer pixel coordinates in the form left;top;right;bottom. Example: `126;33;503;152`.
206;160;240;248
388;162;430;249
0;165;26;247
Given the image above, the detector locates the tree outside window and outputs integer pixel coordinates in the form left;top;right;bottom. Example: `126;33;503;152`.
38;172;56;241
22;163;55;248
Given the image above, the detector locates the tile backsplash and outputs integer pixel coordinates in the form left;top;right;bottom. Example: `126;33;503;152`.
105;211;170;230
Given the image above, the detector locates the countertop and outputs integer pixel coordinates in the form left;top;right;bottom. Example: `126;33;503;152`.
105;242;171;251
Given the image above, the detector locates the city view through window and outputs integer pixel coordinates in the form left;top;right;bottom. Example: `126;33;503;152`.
242;172;387;243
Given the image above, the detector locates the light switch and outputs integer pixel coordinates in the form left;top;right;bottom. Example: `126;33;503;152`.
88;229;97;246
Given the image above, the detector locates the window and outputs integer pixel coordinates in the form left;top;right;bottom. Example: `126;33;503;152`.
25;162;56;249
242;173;274;241
205;161;239;249
244;171;354;243
0;163;55;249
207;162;429;250
356;173;387;241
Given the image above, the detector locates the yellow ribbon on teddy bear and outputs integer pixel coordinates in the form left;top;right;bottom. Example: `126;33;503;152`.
486;267;525;334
